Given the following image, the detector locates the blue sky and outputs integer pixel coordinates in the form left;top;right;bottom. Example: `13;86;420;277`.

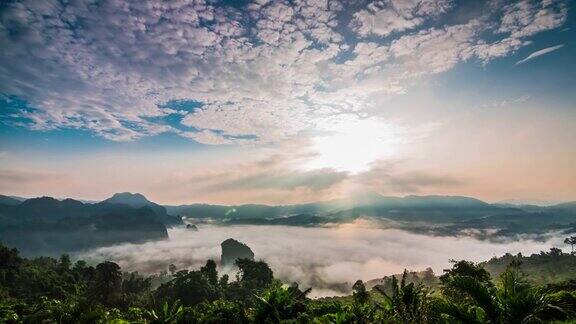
0;0;575;204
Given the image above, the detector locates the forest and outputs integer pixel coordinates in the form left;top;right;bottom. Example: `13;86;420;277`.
1;243;575;323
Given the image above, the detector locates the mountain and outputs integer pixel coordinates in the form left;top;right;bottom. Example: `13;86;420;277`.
224;213;354;227
166;194;499;223
0;195;23;206
0;205;168;256
166;194;576;237
0;196;171;255
547;201;576;214
103;192;155;208
102;192;182;225
496;198;564;207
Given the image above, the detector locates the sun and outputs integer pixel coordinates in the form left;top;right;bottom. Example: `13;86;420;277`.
302;116;403;173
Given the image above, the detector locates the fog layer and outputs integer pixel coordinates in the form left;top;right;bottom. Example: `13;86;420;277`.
78;222;563;297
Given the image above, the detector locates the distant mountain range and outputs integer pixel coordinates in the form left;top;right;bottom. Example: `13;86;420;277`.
166;193;576;236
165;194;498;221
1;192;575;256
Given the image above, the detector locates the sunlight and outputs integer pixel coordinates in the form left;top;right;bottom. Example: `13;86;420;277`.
303;116;403;173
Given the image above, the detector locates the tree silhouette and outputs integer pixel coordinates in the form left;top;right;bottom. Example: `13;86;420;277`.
564;236;576;254
90;261;122;306
200;259;218;286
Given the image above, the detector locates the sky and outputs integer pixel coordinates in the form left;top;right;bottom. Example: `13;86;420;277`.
0;0;575;205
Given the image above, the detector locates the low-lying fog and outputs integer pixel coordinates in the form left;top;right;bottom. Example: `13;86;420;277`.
78;221;564;297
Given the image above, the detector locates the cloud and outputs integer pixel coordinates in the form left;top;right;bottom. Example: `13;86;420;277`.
497;1;568;39
479;95;531;108
0;0;570;144
355;160;464;194
351;0;454;37
77;224;564;297
0;168;67;194
144;148;466;204
146;149;351;204
515;44;565;65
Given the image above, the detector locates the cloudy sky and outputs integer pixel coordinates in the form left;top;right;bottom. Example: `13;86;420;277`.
1;0;575;204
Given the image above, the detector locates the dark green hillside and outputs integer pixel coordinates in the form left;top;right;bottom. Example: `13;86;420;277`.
0;195;22;206
0;205;168;256
0;196;176;256
483;249;576;285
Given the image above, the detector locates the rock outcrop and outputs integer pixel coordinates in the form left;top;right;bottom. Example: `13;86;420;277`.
220;238;254;267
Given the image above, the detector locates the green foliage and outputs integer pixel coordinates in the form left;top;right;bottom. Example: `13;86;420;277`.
352;280;370;305
145;300;185;324
191;299;249;323
253;282;311;323
236;258;274;290
483;250;576;285
201;260;218;286
1;242;576;323
226;259;275;304
90;261;123;306
437;259;575;323
375;270;434;324
154;268;220;307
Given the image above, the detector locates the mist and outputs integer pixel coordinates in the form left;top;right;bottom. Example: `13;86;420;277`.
77;222;565;297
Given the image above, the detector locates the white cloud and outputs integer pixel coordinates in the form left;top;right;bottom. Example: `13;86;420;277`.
351;0;453;37
498;0;568;38
515;44;565;65
0;0;569;144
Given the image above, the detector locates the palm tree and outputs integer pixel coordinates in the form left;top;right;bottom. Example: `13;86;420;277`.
374;270;433;324
438;261;569;323
564;236;576;254
253;282;311;323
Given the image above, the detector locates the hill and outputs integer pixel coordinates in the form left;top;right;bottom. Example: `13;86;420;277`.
0;195;173;256
0;194;22;206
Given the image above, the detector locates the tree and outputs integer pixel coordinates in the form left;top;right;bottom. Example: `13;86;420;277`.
375;270;433;324
564;236;576;254
352;280;369;304
0;244;22;289
192;299;248;323
155;270;220;306
58;254;71;273
90;261;122;306
0;244;22;271
201;259;218;286
236;259;273;290
122;272;151;294
440;260;494;304
549;247;563;257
